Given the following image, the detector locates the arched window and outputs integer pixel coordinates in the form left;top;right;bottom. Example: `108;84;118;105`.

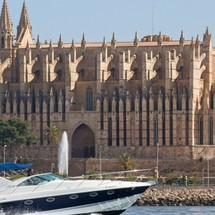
137;88;142;111
169;115;173;145
1;37;4;48
10;92;13;113
86;87;93;111
61;90;66;121
160;87;166;145
100;97;104;130
84;146;89;158
115;88;119;113
108;117;112;146
32;88;36;113
176;84;182;110
137;88;142;146
200;117;203;145
210;117;213;145
161;87;165;111
39;91;43;114
16;90;21;115
210;92;214;109
185;87;189;110
108;98;112;112
54;92;58;112
154;119;158;145
116;116;119;146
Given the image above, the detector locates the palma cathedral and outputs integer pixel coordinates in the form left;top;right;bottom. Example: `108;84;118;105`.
0;0;214;161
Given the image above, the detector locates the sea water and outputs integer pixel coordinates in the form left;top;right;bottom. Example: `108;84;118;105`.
2;206;215;215
123;206;215;215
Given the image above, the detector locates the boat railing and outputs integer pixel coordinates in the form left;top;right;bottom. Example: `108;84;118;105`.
70;168;153;188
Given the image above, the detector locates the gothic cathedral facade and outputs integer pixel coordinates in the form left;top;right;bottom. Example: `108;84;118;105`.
0;0;214;160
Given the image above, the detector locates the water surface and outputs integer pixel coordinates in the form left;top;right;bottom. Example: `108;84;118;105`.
123;206;215;215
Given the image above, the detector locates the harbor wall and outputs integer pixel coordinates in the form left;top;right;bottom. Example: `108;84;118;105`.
137;186;215;206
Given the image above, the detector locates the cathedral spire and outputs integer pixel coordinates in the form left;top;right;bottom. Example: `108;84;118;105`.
0;0;13;32
16;0;33;47
111;32;116;48
179;30;184;45
157;31;162;46
133;31;139;47
0;0;13;48
71;38;75;49
58;34;63;48
81;33;86;48
49;39;53;49
195;34;200;45
36;35;41;48
102;36;107;48
203;26;211;45
190;37;194;50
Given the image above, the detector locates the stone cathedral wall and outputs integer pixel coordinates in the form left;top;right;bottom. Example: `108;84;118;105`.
1;1;215;171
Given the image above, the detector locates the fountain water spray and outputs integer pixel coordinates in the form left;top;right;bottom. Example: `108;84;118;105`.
58;131;69;176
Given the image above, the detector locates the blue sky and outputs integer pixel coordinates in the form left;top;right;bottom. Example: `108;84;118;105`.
5;0;215;44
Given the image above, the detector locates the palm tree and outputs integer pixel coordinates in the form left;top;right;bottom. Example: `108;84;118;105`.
118;153;136;177
44;125;61;172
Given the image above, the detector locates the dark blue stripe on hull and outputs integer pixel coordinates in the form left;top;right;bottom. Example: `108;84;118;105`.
75;210;125;215
93;209;125;215
1;186;149;214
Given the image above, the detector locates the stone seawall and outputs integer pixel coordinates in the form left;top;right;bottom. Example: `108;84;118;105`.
137;186;215;206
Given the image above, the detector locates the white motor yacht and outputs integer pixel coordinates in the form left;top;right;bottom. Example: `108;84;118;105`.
0;171;154;215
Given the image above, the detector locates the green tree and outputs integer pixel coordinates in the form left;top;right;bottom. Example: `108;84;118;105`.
7;118;35;146
44;125;61;171
0;118;35;146
118;153;136;173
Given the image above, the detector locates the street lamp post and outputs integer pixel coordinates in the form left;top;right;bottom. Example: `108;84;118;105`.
207;159;210;187
156;143;159;181
3;145;7;178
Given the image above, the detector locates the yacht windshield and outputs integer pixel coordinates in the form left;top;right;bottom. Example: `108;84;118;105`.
17;173;65;186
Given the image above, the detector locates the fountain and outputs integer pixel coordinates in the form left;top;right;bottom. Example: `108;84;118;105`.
58;131;69;176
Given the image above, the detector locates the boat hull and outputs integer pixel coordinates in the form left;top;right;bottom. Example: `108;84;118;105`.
1;186;149;215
